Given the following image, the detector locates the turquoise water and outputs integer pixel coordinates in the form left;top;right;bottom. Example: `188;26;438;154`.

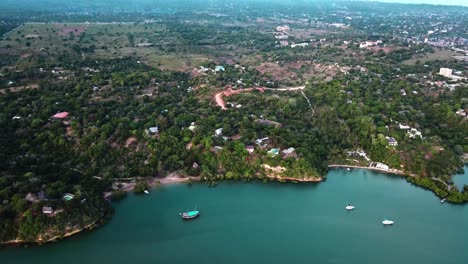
453;165;468;191
1;168;468;264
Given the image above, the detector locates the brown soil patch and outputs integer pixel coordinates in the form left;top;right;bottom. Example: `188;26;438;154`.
58;27;87;36
124;136;138;148
367;46;396;54
256;62;298;80
214;87;265;110
0;83;39;94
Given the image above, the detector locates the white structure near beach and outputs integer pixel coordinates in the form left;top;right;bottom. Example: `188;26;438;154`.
374;162;389;171
215;128;223;137
347;149;370;161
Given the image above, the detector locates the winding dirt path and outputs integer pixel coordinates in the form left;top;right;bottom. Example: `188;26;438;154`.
214;86;305;110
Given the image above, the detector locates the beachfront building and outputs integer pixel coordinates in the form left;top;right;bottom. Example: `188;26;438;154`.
374;162;389;171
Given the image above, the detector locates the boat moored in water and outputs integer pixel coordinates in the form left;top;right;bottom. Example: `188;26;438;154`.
441;198;447;203
144;190;149;195
179;210;200;220
382;219;394;225
345;204;355;210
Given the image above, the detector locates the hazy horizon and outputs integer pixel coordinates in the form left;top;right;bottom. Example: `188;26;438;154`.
0;0;467;10
370;0;467;7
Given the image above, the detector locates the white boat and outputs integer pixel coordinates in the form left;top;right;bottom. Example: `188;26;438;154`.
382;219;394;225
441;198;447;203
346;168;351;171
345;205;355;210
144;190;149;194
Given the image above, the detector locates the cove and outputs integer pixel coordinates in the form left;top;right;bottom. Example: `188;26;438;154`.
1;168;468;264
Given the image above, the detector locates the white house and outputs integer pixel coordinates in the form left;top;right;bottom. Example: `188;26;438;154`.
374;162;389;171
455;109;466;117
42;206;54;214
148;126;159;134
439;68;453;78
276;25;290;32
282;147;295;154
408;128;422;139
188;122;196;131
399;123;410;130
386;137;398;146
255;137;269;146
215;128;223;137
291;43;309;48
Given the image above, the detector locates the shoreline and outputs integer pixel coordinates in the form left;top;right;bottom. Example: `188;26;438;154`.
328;164;416;177
263;175;323;183
0;220;99;248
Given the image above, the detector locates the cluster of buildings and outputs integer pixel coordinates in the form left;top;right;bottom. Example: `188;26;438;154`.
359;40;382;49
438;67;466;81
25;191;77;216
194;65;226;74
135;43;153;47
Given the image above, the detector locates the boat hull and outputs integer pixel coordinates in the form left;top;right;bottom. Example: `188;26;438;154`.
180;211;200;220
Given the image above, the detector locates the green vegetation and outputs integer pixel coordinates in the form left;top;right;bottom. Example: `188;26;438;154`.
0;1;467;245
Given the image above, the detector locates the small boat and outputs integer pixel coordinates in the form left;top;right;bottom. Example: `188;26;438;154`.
347;168;351;171
179;210;200;220
382;219;394;225
144;190;149;195
441;198;447;203
345;204;355;210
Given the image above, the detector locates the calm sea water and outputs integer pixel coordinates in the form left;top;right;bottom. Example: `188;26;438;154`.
1;168;468;264
453;165;468;191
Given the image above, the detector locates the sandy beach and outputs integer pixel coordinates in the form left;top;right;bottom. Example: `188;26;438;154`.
328;164;416;177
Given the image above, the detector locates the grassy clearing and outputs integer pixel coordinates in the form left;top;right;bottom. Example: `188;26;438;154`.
402;48;459;65
0;23;207;71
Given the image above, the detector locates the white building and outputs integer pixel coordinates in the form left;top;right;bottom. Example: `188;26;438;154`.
215;128;223;137
359;40;382;48
291;43;309;48
455;109;467;117
148;126;159;134
408;128;422;139
386;137;398;146
399;123;410;130
374;162;389;171
275;35;288;40
276;25;290;32
282;147;295;154
439;68;453;78
188;122;196;132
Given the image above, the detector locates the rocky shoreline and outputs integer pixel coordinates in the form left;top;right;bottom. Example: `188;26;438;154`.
0;220;100;248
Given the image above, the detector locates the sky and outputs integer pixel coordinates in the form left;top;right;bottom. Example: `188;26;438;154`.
371;0;467;6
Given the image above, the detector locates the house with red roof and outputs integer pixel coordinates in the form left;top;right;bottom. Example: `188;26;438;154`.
52;112;69;119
